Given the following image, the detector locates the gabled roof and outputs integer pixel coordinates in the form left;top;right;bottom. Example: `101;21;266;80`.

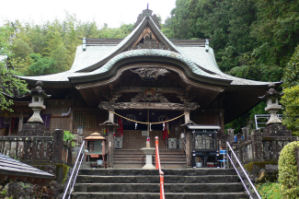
19;9;275;87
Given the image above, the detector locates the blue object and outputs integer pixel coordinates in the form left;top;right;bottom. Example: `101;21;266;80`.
219;150;227;155
234;135;238;142
97;160;103;165
219;159;227;162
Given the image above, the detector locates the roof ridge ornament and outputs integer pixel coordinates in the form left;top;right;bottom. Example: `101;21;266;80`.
82;37;86;51
135;9;160;28
205;39;209;52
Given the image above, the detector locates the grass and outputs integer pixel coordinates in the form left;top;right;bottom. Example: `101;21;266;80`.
256;182;282;199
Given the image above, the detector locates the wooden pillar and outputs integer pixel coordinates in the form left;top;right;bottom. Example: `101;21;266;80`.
108;110;114;123
185;129;192;167
103;123;117;168
184;110;191;124
98;107;118;167
219;109;225;132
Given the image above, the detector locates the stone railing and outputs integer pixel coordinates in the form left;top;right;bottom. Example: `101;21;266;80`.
0;129;72;166
229;124;297;164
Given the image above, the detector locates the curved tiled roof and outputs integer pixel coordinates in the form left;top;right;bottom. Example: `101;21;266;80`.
20;11;273;87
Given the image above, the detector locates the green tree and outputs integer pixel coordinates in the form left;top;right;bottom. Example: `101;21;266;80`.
281;45;299;136
0;24;29;111
0;65;29;111
282;45;299;88
281;85;299;136
26;53;55;75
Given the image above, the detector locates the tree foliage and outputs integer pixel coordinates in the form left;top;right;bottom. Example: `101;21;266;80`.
0;15;134;111
164;0;299;130
1;15;133;76
281;85;299;136
0;25;29;111
0;65;28;111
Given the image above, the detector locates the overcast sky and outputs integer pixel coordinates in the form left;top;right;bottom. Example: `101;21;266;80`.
0;0;176;27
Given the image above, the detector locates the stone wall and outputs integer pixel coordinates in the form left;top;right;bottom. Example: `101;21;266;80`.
0;129;72;174
230;124;297;163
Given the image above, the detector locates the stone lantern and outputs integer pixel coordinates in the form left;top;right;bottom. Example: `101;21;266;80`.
260;83;282;125
27;81;50;123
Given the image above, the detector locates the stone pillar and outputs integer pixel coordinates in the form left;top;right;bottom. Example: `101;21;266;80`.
53;129;64;164
227;129;235;143
251;130;263;161
242;127;250;141
18;114;23;133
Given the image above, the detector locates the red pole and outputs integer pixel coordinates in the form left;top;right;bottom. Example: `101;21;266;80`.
155;136;159;170
160;174;165;199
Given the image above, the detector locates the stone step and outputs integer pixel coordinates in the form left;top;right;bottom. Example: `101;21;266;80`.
114;150;185;155
77;175;240;183
74;182;244;193
113;164;144;169
72;192;248;199
79;168;159;176
113;157;186;164
79;168;236;176
113;154;186;159
72;168;248;199
113;160;186;164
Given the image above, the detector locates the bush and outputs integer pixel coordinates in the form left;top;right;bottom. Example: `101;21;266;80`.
281;85;299;136
63;130;75;147
278;141;299;198
256;182;282;199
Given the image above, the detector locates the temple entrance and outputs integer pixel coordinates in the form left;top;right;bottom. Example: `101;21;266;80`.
113;109;185;150
121;130;167;149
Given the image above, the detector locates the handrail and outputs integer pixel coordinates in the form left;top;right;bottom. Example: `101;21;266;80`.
226;141;261;199
155;136;165;199
62;140;86;199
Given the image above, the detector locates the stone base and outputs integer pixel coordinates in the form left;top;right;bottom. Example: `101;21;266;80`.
142;164;155;170
263;123;292;136
21;122;47;136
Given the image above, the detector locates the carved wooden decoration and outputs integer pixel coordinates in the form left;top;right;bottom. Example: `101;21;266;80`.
130;67;169;80
131;89;169;103
99;101;199;111
131;27;167;50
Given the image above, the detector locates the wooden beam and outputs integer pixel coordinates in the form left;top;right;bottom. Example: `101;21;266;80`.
99;102;199;111
113;87;184;95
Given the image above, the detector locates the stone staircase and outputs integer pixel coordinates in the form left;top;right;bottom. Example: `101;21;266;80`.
113;149;186;169
71;168;248;199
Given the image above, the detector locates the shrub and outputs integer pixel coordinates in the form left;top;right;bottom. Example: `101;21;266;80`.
256;182;282;199
63;130;75;147
278;141;299;198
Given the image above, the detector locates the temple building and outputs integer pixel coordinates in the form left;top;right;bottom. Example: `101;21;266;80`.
0;9;278;168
